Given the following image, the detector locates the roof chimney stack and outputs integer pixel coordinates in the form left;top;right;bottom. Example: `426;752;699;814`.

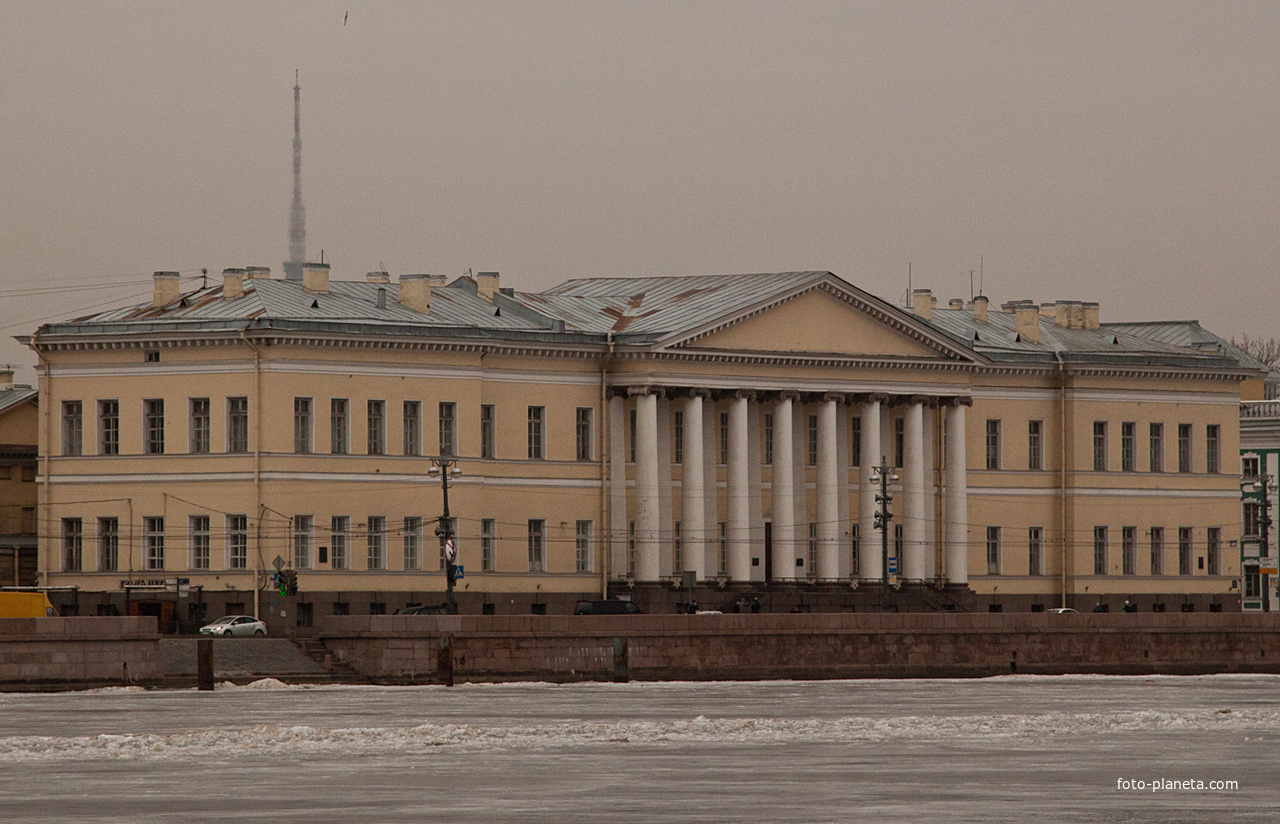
366;271;390;284
222;268;246;300
972;295;988;324
245;266;270;280
303;262;330;294
152;271;180;308
398;273;446;314
476;271;500;302
948;298;965;310
1015;303;1041;343
1082;302;1100;330
912;289;934;321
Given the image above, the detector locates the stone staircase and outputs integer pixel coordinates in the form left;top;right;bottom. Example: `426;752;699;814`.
296;638;367;682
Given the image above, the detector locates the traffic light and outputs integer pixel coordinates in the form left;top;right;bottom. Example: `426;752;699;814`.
273;572;285;596
285;569;298;596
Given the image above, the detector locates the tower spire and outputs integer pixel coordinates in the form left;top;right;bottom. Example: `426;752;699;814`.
284;70;306;280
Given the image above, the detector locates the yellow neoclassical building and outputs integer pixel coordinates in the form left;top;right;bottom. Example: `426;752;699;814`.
22;267;1253;628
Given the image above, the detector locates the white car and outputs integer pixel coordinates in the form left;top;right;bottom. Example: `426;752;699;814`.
1045;607;1079;614
199;615;267;636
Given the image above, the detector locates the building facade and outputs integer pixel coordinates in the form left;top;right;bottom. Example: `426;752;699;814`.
23;268;1253;628
0;370;38;588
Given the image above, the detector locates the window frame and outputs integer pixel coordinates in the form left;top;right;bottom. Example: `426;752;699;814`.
330;398;349;454
144;399;165;455
528;405;545;460
1027;420;1043;471
528;518;545;572
293;397;313;454
98;399;120;456
367;400;386;455
61;400;83;456
985;419;1001;470
403;401;421;457
480;405;495;459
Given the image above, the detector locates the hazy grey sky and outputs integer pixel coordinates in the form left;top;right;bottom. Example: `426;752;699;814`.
4;1;1279;381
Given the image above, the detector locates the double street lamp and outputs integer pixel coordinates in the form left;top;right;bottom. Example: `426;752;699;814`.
428;457;462;614
1243;473;1273;612
868;459;900;611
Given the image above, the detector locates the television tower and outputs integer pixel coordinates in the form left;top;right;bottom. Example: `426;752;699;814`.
284;70;306;281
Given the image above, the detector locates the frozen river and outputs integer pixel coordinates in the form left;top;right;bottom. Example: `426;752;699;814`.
0;674;1276;823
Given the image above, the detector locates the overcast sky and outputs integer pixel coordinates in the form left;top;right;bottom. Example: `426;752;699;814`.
3;1;1279;382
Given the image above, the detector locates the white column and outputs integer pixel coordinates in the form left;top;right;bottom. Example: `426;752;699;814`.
747;399;764;580
771;393;796;580
922;406;936;579
903;400;926;581
727;391;752;581
703;403;719;575
656;396;673;578
945;401;969;585
817;394;841;578
609;394;627;579
860;397;883;579
634;390;660;581
682;393;706;580
837;405;852;580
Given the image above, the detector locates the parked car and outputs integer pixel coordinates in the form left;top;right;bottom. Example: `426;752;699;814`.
398;603;448;615
574;600;643;615
1045;607;1079;614
199;615;267;636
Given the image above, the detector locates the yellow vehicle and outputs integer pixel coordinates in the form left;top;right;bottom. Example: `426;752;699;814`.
0;591;57;618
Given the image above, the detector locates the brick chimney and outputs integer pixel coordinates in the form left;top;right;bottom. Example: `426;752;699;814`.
303;262;330;294
366;271;391;284
245;266;270;280
222;268;246;300
1082;302;1100;330
152;271;180;308
972;295;988;324
476;271;500;302
1015;303;1041;343
399;274;446;314
948;298;964;310
912;289;934;321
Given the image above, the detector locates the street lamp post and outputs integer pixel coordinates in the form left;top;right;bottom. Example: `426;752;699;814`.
869;459;899;612
1245;474;1274;612
429;458;462;614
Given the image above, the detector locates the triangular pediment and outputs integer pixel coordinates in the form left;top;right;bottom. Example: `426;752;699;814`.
673;286;958;359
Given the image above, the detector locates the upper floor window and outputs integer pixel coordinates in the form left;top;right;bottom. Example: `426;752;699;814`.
1177;423;1192;473
438;402;455;457
367;400;385;455
719;411;729;465
144;516;165;570
576;407;593;462
528;519;545;572
986;526;1001;575
61;401;83;456
807;414;819;466
190;515;211;570
294;398;313;454
331;399;349;454
227;397;248;453
672;409;683;464
62;517;83;571
330;516;349;570
985;419;1001;470
1120;422;1135;472
481;405;495;459
1092;422;1107;472
190;398;210;454
293;515;313;569
575;520;592;573
366;516;386;570
98;400;119;456
1093;526;1108;575
851;416;861;466
1149;423;1164;472
1243;456;1261;478
1206;425;1220;474
893;417;905;468
528;406;545;459
403;401;421;457
144;400;165;455
1027;420;1043;471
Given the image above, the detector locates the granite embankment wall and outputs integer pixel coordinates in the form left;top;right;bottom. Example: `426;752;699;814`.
0;617;162;690
318;613;1280;683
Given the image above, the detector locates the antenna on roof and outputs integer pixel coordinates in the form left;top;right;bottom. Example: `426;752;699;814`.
201;268;208;289
979;254;984;296
906;262;911;307
969;270;975;301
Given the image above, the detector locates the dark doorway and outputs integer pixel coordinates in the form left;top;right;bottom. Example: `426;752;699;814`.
129;600;176;634
763;521;773;583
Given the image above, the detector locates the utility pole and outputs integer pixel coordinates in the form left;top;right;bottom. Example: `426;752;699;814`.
870;459;899;611
429;458;462;614
1261;474;1273;613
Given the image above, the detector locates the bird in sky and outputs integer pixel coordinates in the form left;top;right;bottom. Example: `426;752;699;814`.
343;11;348;25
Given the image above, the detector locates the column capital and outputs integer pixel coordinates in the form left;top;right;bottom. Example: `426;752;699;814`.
733;389;757;402
768;390;802;404
822;392;847;404
908;394;938;408
667;386;710;399
943;395;973;408
866;393;891;405
627;385;666;399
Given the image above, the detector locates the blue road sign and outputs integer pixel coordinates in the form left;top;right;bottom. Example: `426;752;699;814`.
888;557;898;574
453;565;464;579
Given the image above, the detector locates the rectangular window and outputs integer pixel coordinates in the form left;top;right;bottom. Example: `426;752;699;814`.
1178;423;1192;473
1122;526;1136;575
227;515;247;570
437;517;459;570
1149;423;1164;472
403;516;422;570
673;410;684;464
528;519;545;572
1121;422;1135;472
576;520;592;573
807;522;818;574
763;412;773;465
330;516;349;570
628;520;636;574
330;399;349;454
438;402;455;457
294;398;313;454
481;405;495;459
62;517;83;571
528;406;545;459
577;407;594;461
144;516;165;571
481;518;496;571
1028;420;1043;471
98;517;119;572
367;516;386;570
851;416;861;466
1093;526;1108;575
1178;527;1192;575
850;522;860;576
1245;501;1262;537
99;400;119;455
1206;425;1220;474
807;415;819;467
986;526;1001;575
630;408;637;463
1092;422;1108;471
227;397;248;453
1207;527;1221;575
719;411;729;465
985;420;1001;470
718;522;727;574
673;521;682;573
189;398;210;454
894;417;905;468
1149;527;1164;576
1244;456;1261;478
894;523;904;561
403;401;421;457
189;515;210;570
61;401;83;456
1246;565;1262;598
367;401;385;455
144;399;165;455
1028;526;1044;576
293;515;313;569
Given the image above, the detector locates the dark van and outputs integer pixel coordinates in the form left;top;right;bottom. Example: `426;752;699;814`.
574;600;643;615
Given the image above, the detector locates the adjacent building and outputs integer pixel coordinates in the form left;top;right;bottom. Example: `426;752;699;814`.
0;369;38;589
21;268;1254;628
